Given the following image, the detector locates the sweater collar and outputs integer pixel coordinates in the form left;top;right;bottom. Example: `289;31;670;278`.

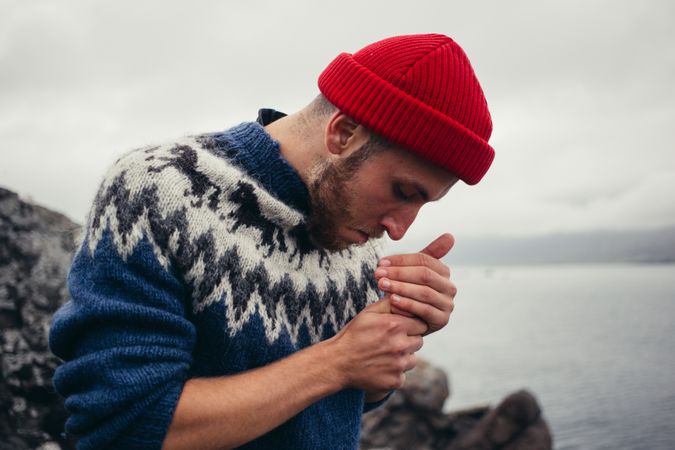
207;110;310;215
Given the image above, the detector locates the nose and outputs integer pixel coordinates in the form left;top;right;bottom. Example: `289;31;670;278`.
379;206;420;241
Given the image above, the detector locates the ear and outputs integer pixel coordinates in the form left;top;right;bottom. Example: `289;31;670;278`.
324;111;369;156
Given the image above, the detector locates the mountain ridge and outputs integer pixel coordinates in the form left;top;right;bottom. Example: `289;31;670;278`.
387;227;675;265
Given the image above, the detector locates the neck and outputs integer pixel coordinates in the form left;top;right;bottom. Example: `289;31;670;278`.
264;110;325;186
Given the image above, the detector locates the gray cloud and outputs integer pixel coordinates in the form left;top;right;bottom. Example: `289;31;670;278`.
1;0;674;244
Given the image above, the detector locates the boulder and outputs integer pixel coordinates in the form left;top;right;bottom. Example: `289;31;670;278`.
360;361;552;450
0;187;79;450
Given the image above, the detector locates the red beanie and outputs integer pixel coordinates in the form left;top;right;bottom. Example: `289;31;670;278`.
318;34;494;185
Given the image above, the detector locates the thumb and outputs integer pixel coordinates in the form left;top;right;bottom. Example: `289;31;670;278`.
419;233;455;259
364;298;392;314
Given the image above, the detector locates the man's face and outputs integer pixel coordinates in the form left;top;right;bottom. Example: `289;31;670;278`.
306;142;459;251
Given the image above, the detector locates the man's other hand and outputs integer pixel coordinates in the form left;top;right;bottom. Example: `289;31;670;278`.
328;299;426;392
374;233;457;335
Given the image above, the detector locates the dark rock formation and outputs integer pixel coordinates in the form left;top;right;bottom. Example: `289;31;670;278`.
0;187;79;450
360;360;552;450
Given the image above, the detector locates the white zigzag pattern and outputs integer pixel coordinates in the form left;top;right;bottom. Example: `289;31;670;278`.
85;136;384;345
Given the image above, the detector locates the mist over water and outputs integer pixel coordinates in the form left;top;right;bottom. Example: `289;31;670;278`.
419;263;675;450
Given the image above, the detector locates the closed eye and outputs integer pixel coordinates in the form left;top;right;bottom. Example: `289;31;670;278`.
393;184;416;202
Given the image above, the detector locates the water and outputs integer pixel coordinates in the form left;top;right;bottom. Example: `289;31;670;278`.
419;263;675;450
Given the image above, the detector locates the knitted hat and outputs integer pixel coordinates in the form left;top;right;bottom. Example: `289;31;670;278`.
318;34;494;185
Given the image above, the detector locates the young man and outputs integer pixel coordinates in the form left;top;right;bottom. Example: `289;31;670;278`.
49;33;494;450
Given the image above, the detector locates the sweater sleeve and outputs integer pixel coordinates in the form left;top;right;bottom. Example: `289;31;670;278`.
49;153;197;450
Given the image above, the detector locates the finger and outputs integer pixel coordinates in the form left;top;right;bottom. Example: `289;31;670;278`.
390;301;415;317
404;353;418;372
364;298;392;314
405;335;423;353
376;292;416;317
375;265;451;294
394;315;428;336
394;335;423;354
419;233;454;259
379;278;454;312
379;252;450;278
391;294;451;330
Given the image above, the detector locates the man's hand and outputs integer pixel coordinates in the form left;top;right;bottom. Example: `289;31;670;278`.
374;233;457;335
327;299;427;392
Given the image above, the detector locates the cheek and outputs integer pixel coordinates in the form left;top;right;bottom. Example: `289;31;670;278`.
345;171;397;221
349;191;394;223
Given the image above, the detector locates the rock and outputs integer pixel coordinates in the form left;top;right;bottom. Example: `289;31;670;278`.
399;359;449;412
0;187;80;450
360;363;552;450
448;390;552;450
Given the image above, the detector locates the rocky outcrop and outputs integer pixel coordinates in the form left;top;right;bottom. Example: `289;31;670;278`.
360;360;552;450
0;186;552;450
0;187;79;450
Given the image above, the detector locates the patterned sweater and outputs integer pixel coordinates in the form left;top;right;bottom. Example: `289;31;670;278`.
49;115;385;450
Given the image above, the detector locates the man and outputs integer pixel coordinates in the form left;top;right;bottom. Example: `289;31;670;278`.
49;33;494;450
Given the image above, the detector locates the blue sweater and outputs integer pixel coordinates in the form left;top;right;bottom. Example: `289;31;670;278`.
49;116;386;450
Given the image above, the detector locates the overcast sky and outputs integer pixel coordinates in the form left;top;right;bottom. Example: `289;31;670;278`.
1;0;674;246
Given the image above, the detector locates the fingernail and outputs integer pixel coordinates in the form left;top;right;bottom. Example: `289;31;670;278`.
375;268;388;278
380;278;391;289
379;259;391;267
391;294;401;303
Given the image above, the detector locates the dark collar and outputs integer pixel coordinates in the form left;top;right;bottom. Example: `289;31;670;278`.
256;108;287;126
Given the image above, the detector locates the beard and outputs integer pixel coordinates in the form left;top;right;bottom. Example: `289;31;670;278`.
306;149;384;251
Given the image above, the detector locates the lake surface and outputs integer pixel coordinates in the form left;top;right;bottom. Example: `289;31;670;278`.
419;263;675;450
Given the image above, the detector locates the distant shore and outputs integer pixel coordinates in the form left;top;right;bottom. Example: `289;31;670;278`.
385;226;675;266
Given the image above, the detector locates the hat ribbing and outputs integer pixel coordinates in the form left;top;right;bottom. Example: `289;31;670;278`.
318;34;494;185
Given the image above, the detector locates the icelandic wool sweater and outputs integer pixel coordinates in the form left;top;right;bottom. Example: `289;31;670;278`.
49;114;385;450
